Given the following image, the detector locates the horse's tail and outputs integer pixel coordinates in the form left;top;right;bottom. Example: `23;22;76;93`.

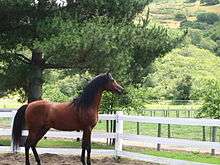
12;104;28;152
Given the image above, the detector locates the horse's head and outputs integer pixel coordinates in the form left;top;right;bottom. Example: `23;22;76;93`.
104;72;124;94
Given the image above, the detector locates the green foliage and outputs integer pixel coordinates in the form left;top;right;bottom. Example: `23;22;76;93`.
0;0;59;50
101;86;146;114
144;45;220;100
185;0;197;2
197;80;220;119
199;37;218;52
206;21;220;55
200;0;219;5
66;0;151;22
0;53;30;100
208;21;220;41
34;17;132;77
0;0;151;51
35;16;184;84
188;29;203;44
175;13;187;21
180;20;211;30
196;12;220;25
43;71;92;102
183;29;218;53
173;75;192;100
1;0;186;100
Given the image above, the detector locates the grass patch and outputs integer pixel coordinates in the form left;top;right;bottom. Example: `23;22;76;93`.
144;102;201;110
38;138;113;149
125;146;220;165
94;121;220;142
0;118;11;128
0;137;113;149
0;137;10;146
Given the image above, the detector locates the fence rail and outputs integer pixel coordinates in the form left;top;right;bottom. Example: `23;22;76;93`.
0;110;218;165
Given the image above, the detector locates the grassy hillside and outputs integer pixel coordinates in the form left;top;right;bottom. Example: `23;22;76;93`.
145;45;220;100
148;0;220;28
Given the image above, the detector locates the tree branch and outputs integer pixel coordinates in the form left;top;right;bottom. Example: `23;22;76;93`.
0;53;31;64
43;62;90;71
43;63;74;69
14;53;31;64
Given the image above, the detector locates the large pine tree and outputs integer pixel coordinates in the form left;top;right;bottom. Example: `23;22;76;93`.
0;0;185;101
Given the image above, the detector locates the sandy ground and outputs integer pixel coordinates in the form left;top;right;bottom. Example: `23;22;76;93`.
0;153;159;165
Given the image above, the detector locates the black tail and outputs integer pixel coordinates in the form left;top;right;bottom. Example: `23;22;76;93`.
12;104;28;152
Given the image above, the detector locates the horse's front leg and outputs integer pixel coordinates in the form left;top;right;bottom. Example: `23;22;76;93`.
81;127;92;165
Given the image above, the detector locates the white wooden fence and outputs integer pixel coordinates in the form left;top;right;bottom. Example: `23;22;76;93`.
0;110;219;165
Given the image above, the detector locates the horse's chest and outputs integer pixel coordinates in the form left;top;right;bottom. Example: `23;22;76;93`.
81;112;98;127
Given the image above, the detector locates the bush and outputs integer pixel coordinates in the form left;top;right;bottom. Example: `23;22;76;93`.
101;85;146;114
185;0;197;2
209;22;220;41
188;29;203;45
180;20;210;30
43;72;92;102
200;0;219;5
199;37;218;52
197;12;220;24
173;75;192;100
175;13;187;21
197;80;220;119
145;45;220;100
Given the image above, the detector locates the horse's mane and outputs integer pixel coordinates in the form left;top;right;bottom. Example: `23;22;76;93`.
71;73;109;109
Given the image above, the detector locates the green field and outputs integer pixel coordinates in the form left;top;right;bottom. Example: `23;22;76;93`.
95;121;220;142
149;0;220;28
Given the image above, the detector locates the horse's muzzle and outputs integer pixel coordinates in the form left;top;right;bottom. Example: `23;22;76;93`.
115;85;124;95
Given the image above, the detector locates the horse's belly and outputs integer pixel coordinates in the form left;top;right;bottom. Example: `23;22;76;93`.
51;121;82;131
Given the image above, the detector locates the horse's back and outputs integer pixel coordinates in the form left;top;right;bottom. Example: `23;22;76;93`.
25;100;51;127
25;100;82;131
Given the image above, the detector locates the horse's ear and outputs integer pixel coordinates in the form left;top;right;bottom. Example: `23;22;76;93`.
107;71;110;75
106;71;113;80
106;70;111;76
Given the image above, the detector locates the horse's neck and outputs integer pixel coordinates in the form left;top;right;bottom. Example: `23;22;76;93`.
91;90;103;110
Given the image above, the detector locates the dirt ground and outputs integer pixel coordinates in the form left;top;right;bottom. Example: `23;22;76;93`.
0;153;159;165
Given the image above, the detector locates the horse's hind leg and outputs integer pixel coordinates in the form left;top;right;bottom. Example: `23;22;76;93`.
31;146;40;164
25;127;49;165
31;127;49;165
24;134;32;165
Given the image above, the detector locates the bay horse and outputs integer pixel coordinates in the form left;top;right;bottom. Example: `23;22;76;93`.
12;73;123;165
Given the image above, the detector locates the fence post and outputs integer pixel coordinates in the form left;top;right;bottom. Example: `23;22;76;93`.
168;124;171;138
157;123;161;151
202;126;206;141
211;127;217;155
115;111;123;158
137;122;140;135
10;110;17;153
188;110;190;118
106;120;109;145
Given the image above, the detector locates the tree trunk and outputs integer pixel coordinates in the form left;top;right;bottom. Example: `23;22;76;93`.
28;49;43;103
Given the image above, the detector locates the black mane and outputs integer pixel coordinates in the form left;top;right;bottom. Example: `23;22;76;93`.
72;73;110;109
